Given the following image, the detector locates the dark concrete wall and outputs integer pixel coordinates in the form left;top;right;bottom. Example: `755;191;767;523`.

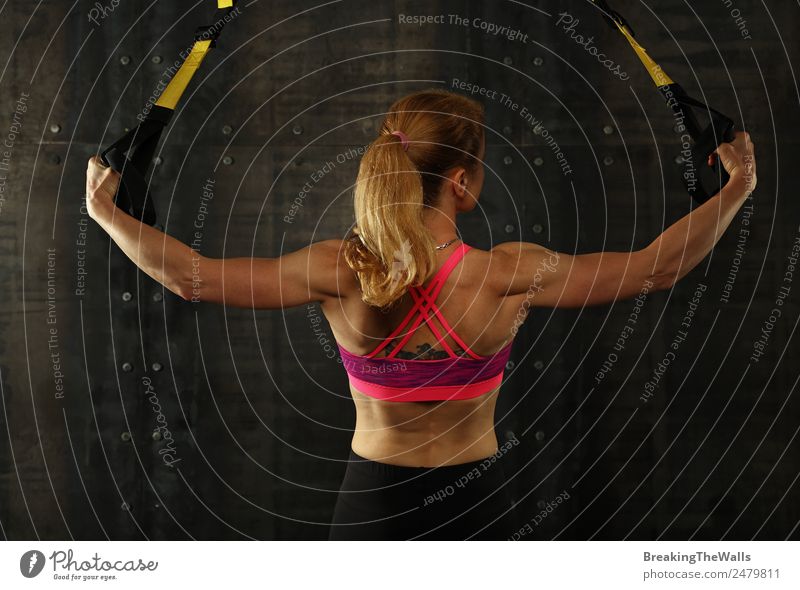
0;0;798;539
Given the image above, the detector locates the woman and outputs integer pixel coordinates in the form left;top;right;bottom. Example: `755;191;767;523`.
86;89;756;540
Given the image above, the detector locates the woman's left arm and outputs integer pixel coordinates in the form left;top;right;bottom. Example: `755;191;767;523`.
86;156;352;308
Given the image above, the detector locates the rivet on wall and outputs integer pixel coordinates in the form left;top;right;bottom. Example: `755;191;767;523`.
222;155;234;165
121;291;132;302
49;123;61;134
122;362;133;372
151;55;162;64
222;124;233;135
152;431;162;441
152;362;163;372
533;360;544;370
503;56;513;65
603;125;615;135
532;224;543;234
532;56;544;66
152;292;163;302
505;224;515;234
603;155;614;166
292;124;303;136
153;156;163;166
504;155;513;165
120;432;131;442
533;156;544;167
119;55;131;66
505;360;515;370
535;430;546;441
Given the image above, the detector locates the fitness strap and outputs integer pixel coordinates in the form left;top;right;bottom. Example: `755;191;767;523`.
591;0;737;204
101;0;237;226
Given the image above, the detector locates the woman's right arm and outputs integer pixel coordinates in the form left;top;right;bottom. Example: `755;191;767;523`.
490;131;757;308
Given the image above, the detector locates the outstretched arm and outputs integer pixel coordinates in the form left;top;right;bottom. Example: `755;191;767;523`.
86;157;353;308
490;132;757;308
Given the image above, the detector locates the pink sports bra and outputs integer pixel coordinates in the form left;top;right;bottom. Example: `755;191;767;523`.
337;243;513;402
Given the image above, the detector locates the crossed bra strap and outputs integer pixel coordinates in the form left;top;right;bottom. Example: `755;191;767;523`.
366;243;482;360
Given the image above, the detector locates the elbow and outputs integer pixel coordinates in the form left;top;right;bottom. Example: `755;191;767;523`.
167;263;197;302
642;245;678;293
167;277;193;302
650;271;676;293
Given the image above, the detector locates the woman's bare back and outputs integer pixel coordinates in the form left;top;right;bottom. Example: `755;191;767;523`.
321;243;527;467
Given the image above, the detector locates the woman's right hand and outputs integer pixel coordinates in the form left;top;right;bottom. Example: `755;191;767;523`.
714;131;757;195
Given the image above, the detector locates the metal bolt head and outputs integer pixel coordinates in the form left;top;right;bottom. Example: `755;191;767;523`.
152;430;162;441
505;430;516;441
503;155;513;165
533;56;544;66
222;124;233;135
603;155;614;166
122;362;133;372
152;362;163;372
222;155;234;165
505;360;515;370
122;291;132;302
119;55;131;65
153;156;163;166
675;155;685;165
532;223;543;234
533;156;544;166
152;292;163;302
603;125;615;136
151;55;162;64
121;432;131;442
504;224;515;234
50;123;61;134
121;502;131;511
292;124;303;136
503;56;513;66
533;360;544;370
535;430;545;441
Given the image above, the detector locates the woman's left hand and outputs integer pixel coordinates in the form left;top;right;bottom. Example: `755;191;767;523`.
85;155;120;219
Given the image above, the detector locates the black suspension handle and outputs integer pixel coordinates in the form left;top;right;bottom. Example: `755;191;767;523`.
689;115;736;204
661;84;738;204
99;106;172;226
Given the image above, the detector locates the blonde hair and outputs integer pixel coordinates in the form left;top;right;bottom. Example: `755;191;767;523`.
343;89;485;308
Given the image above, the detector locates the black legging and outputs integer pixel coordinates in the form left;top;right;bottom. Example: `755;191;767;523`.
329;448;520;540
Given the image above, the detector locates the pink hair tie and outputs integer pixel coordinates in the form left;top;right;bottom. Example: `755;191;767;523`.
390;130;410;151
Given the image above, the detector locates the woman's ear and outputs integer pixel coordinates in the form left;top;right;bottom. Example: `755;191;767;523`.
451;168;468;197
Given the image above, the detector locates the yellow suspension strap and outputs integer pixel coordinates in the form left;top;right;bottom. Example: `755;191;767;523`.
101;0;238;226
591;0;736;203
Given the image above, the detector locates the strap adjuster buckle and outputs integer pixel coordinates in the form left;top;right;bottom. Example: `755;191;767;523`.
194;24;221;46
593;0;637;36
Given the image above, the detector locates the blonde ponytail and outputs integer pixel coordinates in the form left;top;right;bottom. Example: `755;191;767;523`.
344;89;485;308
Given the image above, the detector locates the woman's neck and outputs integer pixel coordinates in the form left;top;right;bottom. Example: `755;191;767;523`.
423;201;459;245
